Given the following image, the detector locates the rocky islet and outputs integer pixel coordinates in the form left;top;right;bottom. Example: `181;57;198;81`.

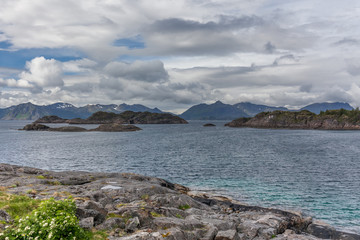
225;109;360;130
20;123;142;132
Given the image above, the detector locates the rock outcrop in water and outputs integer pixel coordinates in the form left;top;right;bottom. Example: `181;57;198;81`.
203;123;216;127
90;123;142;132
35;111;188;125
0;163;359;240
20;123;141;132
225;109;360;130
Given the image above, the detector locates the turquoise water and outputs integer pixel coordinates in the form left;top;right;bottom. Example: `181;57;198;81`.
1;120;359;233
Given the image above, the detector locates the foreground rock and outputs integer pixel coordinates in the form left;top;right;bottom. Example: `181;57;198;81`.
35;110;188;125
20;123;141;132
0;163;359;240
225;109;360;130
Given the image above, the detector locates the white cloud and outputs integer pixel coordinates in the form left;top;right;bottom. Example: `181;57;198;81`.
1;0;360;111
20;57;64;88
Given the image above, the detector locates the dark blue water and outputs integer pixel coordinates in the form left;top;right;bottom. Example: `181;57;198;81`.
1;120;359;233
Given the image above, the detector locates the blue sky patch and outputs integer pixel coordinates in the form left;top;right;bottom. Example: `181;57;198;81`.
113;35;145;49
0;47;83;69
0;41;12;49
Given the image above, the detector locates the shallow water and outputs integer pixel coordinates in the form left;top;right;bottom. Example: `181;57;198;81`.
1;120;359;233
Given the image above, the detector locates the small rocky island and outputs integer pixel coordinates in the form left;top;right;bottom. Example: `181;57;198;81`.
20;111;188;132
1;164;359;240
225;109;360;130
35;111;188;125
21;123;142;132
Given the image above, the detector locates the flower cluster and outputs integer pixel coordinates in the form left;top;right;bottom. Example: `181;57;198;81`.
1;198;88;240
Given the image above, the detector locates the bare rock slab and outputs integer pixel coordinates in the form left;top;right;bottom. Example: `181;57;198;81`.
215;229;240;240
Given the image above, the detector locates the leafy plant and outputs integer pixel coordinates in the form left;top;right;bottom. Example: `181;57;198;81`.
178;204;191;210
1;198;88;240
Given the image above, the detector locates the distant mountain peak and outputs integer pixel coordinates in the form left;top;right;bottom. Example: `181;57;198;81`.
49;102;75;109
301;102;353;114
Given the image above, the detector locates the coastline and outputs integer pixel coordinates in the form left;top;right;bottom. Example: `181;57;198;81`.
0;163;359;240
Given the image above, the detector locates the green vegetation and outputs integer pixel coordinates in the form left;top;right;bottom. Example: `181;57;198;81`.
150;211;164;217
15;114;30;120
227;108;360;129
1;198;88;240
255;108;360;125
319;108;360;123
178;204;191;210
45;180;62;186
141;194;149;200
0;191;40;218
107;213;122;219
87;111;118;121
0;193;108;240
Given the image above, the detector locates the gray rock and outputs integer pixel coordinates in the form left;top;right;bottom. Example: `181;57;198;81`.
200;225;218;240
111;231;160;240
306;223;360;240
153;217;203;231
159;227;201;240
79;217;94;230
0;210;11;222
125;217;140;233
201;218;236;231
60;177;91;185
97;217;125;230
76;200;108;225
237;220;262;239
274;229;322;240
215;230;240;240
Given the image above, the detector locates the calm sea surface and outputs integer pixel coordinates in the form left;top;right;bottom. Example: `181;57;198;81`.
1;120;359;233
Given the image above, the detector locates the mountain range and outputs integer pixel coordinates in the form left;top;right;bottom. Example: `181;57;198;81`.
179;101;353;120
0;102;162;120
0;101;354;120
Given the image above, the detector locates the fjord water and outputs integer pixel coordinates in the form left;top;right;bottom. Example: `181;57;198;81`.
1;120;359;234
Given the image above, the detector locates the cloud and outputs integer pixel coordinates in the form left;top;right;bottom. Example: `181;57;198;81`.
1;0;360;111
139;14;316;57
273;54;300;66
140;16;264;56
0;78;33;88
264;41;276;53
149;15;264;33
104;60;169;82
334;38;359;46
62;82;94;93
20;57;64;88
345;58;360;76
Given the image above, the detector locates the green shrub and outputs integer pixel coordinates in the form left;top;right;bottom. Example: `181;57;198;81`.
178;204;191;210
1;198;88;240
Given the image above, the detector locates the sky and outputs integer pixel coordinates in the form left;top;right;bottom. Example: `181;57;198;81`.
0;0;360;113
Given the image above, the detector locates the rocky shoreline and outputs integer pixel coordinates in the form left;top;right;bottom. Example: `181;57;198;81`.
0;163;359;240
